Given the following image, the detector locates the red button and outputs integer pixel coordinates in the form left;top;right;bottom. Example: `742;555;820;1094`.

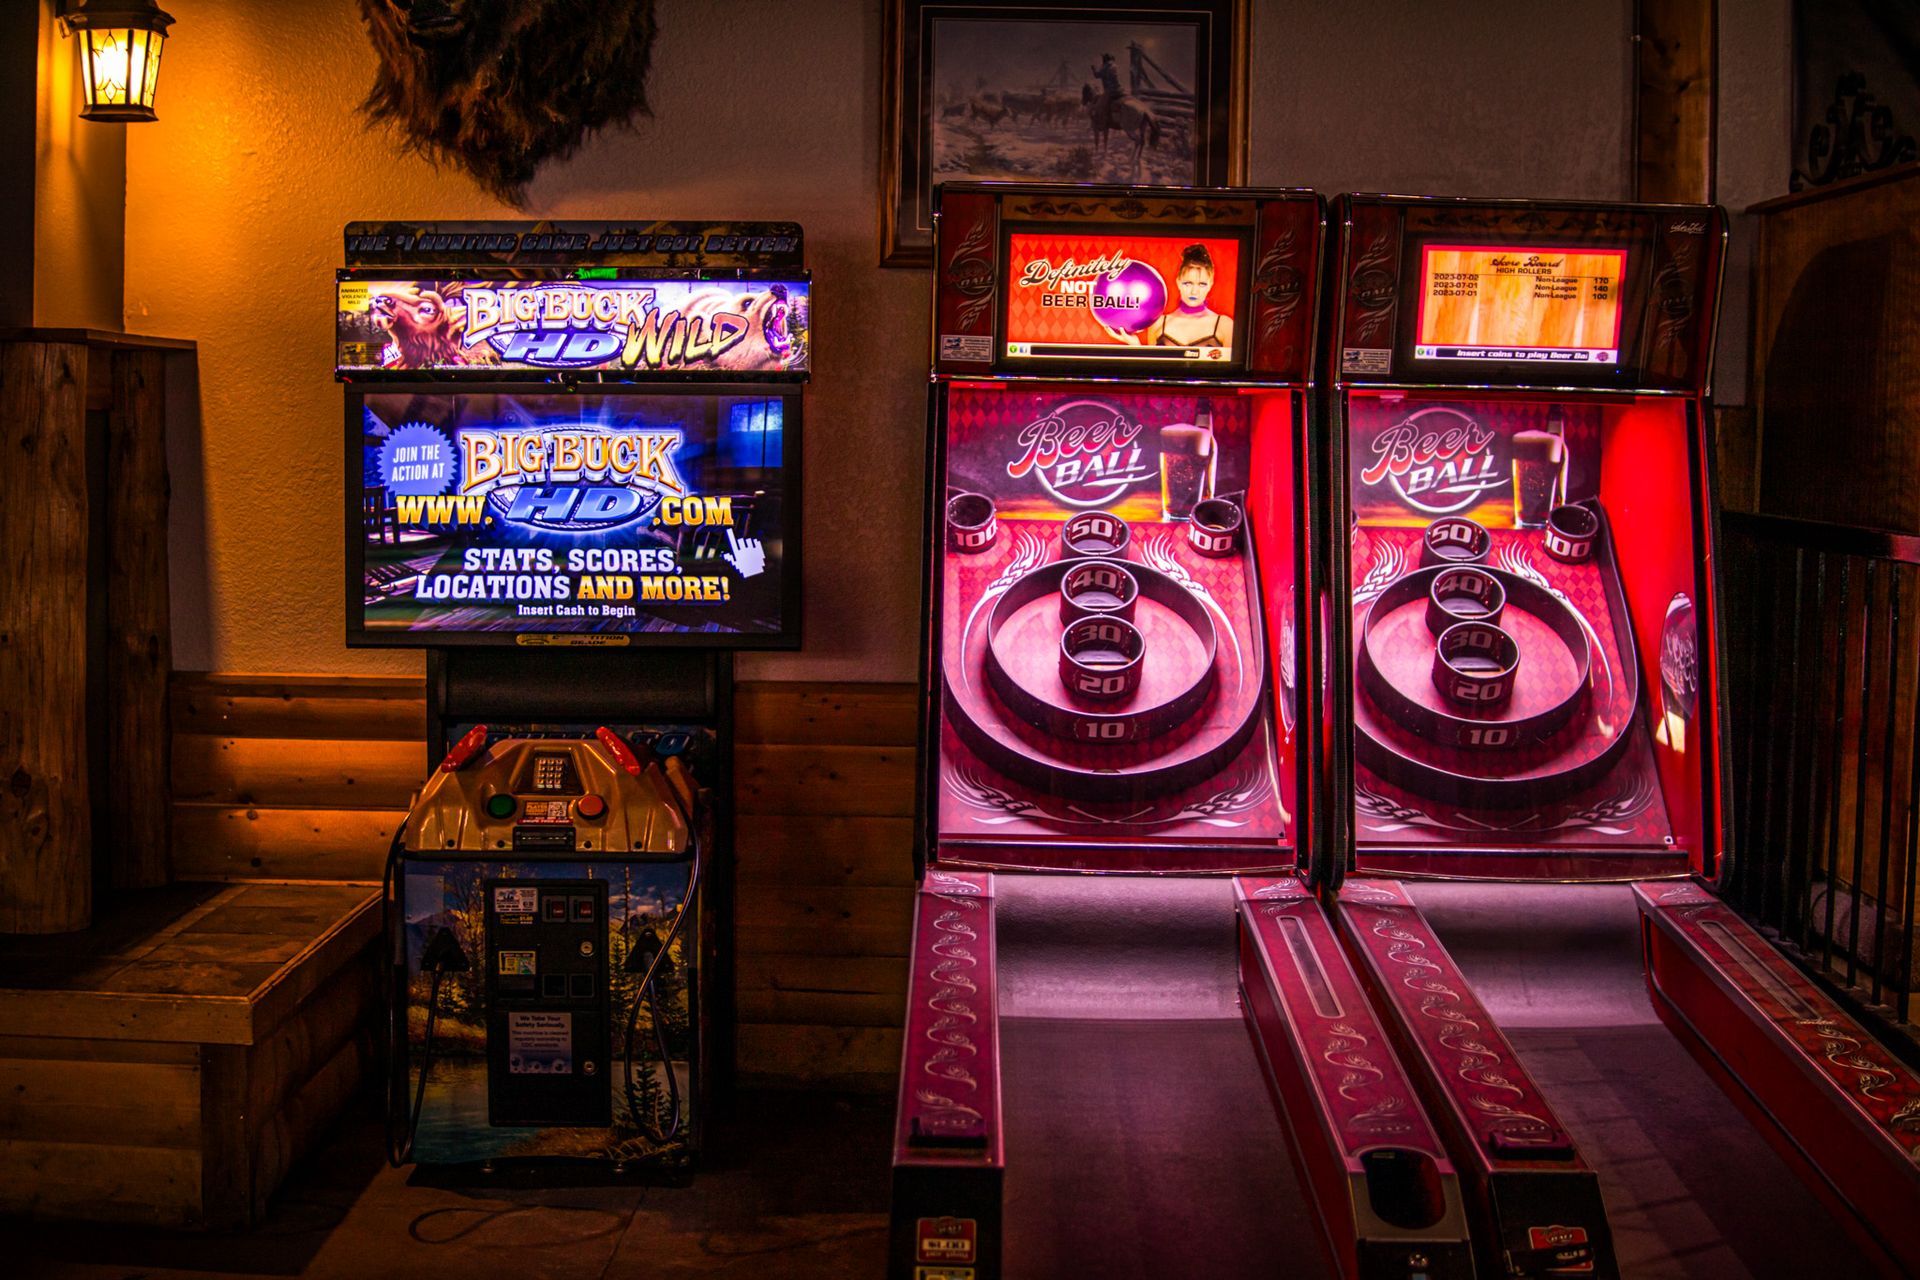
576;794;607;820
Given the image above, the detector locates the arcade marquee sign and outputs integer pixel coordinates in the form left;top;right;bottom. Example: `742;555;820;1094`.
336;276;810;375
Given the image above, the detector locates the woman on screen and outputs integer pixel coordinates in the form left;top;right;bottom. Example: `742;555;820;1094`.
1097;243;1234;350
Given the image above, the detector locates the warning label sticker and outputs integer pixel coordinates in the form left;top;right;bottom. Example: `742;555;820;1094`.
1341;346;1392;375
507;1011;573;1074
497;950;536;976
939;333;991;363
520;799;571;825
493;886;539;916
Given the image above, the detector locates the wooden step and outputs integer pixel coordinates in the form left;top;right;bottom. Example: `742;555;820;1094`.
0;881;379;1228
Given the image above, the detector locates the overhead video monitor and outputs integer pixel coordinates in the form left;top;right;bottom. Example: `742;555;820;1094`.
349;389;797;648
1413;244;1627;367
1000;229;1247;370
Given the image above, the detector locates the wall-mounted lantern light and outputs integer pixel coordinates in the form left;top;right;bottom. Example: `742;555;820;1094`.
59;1;174;123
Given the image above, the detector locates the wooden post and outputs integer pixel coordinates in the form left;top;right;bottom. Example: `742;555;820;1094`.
106;349;171;888
1635;0;1717;203
0;341;92;933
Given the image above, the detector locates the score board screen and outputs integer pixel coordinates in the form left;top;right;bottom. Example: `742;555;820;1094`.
1002;231;1244;368
1415;245;1627;366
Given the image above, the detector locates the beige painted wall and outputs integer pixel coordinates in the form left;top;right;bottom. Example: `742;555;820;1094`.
129;0;1632;682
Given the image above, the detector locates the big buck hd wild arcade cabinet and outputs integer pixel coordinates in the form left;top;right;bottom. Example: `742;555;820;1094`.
340;220;807;1178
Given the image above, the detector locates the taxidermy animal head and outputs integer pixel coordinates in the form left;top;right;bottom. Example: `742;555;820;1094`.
357;0;660;201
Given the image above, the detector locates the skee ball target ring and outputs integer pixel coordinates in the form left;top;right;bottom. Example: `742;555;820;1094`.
1059;558;1140;624
1059;511;1132;560
1356;565;1591;752
1544;503;1600;564
983;559;1217;744
1419;516;1493;567
1425;565;1506;636
1188;498;1244;557
1431;620;1521;708
1058;615;1147;701
946;492;998;553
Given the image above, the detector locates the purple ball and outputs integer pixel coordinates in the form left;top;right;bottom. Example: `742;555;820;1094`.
1090;259;1167;335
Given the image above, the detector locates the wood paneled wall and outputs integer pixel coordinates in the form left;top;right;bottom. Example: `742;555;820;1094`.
1634;0;1716;204
170;674;915;1092
1747;167;1920;532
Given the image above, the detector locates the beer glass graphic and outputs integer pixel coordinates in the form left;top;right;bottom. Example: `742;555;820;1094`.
1509;429;1566;527
1160;400;1216;521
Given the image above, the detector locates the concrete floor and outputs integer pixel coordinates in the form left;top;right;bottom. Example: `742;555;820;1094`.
10;1092;893;1280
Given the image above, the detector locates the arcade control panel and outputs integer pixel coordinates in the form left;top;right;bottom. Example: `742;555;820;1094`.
485;878;611;1127
398;728;702;1148
407;727;693;858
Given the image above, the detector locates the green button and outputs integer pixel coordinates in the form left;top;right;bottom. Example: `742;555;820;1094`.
485;794;516;819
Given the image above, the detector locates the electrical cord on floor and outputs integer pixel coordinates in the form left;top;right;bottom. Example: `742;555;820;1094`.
623;834;705;1145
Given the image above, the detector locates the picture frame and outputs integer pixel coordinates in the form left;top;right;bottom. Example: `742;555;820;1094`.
880;0;1249;267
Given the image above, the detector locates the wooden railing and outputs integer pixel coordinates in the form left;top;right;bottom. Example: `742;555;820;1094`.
169;674;916;1091
1720;511;1920;1029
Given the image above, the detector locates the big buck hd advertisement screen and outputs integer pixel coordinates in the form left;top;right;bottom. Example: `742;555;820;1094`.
351;390;795;645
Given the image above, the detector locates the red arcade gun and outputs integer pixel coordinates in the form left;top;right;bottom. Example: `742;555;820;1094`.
1236;194;1920;1278
888;182;1332;1279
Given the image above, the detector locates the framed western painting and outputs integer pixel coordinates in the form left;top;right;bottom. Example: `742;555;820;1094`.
880;0;1250;266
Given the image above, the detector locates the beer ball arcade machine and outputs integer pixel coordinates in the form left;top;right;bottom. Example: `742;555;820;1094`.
891;189;1920;1280
337;221;807;1176
889;183;1338;1278
1236;194;1920;1280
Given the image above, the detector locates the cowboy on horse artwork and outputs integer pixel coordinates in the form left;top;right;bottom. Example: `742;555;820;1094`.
1081;52;1161;173
926;19;1197;186
1092;52;1124;131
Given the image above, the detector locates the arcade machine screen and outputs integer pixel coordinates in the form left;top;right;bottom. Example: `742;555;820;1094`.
928;192;1315;873
1000;230;1246;369
1337;201;1722;874
1412;245;1626;366
349;389;795;645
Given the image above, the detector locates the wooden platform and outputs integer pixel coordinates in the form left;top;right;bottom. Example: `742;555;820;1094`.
169;672;917;1093
0;881;380;1228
